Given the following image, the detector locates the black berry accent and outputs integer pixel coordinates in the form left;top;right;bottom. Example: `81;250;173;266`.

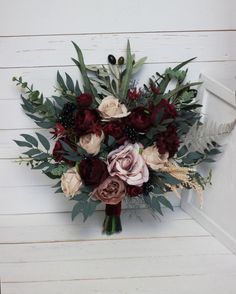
58;103;76;129
124;126;139;143
143;182;153;196
108;54;116;65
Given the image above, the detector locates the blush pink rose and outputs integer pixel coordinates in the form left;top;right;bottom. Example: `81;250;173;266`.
107;142;149;186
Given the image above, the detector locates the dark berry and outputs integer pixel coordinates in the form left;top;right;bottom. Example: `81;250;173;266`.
118;56;125;65
58;102;76;129
124;126;139;143
108;54;116;65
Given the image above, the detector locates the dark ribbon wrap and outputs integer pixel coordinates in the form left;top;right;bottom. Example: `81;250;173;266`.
105;202;122;216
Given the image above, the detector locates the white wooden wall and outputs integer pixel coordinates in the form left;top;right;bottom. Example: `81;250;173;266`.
0;0;235;217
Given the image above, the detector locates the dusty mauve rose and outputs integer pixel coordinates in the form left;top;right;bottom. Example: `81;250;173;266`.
79;131;104;155
142;145;169;171
107;142;149;186
61;167;83;197
92;176;126;204
98;96;130;120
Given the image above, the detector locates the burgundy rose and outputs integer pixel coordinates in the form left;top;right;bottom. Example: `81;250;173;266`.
126;106;152;132
75;109;99;136
77;93;93;108
103;121;126;144
156;124;180;157
52;137;75;162
79;158;108;187
126;185;143;197
151;99;177;123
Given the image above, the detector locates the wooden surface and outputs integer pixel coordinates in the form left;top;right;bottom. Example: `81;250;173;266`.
1;207;236;293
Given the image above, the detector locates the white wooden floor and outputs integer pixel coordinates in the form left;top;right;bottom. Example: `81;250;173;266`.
1;207;236;294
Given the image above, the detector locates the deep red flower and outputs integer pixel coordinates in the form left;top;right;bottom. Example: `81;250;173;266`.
151;99;177;123
103;121;126;144
126;106;152;132
126;185;143;197
156;124;180;157
50;123;65;139
150;85;160;94
128;88;141;101
52;137;75;162
79;158;108;187
75;109;99;136
77;93;93;108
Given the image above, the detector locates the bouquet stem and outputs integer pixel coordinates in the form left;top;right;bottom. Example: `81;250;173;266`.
103;202;122;235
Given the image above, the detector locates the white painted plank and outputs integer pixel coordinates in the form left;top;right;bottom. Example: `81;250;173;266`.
3;274;236;294
0;210;209;243
0;160;55;187
2;61;235;101
0;0;233;36
0;32;235;68
1;254;236;283
0;185;180;214
0;236;229;263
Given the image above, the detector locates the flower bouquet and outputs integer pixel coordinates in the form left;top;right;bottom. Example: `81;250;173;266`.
13;41;235;234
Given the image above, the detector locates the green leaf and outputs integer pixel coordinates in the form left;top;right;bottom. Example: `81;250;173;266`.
120;40;133;99
23;149;41;156
33;153;49;160
107;135;116;146
14;140;32;148
57;71;67;91
35;121;56;129
157;196;173;211
71;42;97;98
163;82;202;101
132;56;147;74
158;173;182;185
173;57;196;72
32;161;50;170
36;132;50;151
151;197;163;215
20;134;38;147
65;73;75;93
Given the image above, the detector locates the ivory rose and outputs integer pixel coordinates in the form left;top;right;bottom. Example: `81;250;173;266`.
61;167;83;197
107;142;149;186
79;131;104;155
98;96;130;120
142;145;169;171
92;176;126;205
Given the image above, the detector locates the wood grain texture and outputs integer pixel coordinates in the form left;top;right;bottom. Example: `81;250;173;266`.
0;31;235;68
3;274;236;294
0;209;209;244
0;185;180;214
0;0;233;36
0;236;229;263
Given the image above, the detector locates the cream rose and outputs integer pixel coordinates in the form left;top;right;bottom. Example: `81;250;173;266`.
79;131;104;155
107;142;149;186
92;176;126;205
98;96;130;120
142;145;169;171
61;167;82;197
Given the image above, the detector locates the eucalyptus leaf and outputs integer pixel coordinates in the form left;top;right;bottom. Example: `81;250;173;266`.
20;134;38;147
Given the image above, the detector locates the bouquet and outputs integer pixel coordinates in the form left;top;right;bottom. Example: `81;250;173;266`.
13;41;235;234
